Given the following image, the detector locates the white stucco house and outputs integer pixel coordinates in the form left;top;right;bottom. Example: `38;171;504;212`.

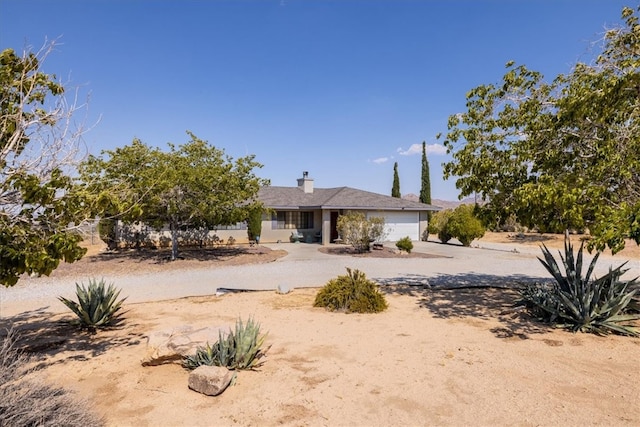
254;172;441;245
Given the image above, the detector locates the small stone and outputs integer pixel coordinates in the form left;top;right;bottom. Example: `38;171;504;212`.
141;325;228;366
188;365;234;396
276;284;292;294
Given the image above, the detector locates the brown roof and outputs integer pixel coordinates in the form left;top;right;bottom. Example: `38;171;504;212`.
258;186;441;211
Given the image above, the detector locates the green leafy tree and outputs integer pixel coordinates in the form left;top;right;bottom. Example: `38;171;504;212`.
441;6;640;253
80;133;268;260
391;162;400;198
1;42;90;286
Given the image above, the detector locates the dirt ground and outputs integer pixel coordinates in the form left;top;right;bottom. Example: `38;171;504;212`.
479;231;640;260
3;232;640;426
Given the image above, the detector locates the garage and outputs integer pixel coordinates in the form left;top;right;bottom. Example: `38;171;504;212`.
368;211;419;242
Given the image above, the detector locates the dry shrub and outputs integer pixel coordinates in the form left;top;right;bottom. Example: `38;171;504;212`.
314;268;388;313
0;329;104;426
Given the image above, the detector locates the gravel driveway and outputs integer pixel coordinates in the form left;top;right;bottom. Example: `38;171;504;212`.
2;240;636;318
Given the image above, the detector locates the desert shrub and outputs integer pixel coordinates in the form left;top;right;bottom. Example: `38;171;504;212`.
337;211;386;252
518;232;640;336
496;213;524;233
98;217;117;250
314;268;388;313
446;204;486;246
58;278;127;330
396;236;413;253
428;209;453;243
0;329;104;426
183;317;268;370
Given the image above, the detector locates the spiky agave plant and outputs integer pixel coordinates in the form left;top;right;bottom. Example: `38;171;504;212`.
523;232;639;336
183;317;268;371
58;278;127;330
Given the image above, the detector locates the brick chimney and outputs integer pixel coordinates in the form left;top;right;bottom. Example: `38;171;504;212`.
297;171;314;193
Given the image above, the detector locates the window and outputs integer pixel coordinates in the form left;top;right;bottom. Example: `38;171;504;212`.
216;222;247;230
274;211;314;229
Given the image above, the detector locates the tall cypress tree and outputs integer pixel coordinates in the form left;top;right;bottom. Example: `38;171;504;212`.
392;162;401;198
420;141;432;206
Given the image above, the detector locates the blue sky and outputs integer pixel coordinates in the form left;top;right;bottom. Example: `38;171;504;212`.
0;0;632;200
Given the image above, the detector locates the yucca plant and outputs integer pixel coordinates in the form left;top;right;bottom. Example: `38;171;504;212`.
58;278;127;330
521;232;639;336
314;268;388;313
183;317;268;371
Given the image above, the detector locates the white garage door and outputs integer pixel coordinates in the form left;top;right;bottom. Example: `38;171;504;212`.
367;211;419;242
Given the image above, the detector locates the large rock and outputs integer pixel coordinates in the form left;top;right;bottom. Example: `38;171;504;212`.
141;325;227;366
188;365;234;396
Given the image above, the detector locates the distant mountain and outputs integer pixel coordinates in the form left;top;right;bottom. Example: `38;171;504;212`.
402;193;475;209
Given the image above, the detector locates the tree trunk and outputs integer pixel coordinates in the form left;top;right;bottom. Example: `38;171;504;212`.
170;221;179;261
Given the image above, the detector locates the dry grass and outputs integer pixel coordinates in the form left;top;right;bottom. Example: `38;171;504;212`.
0;329;104;426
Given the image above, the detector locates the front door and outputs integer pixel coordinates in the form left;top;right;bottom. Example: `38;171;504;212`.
330;211;339;242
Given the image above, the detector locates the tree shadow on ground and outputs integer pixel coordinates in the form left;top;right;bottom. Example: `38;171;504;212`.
86;245;276;264
318;246;446;259
0;306;145;368
378;273;553;339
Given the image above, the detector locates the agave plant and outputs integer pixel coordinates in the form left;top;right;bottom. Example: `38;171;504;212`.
58;278;127;330
183;317;268;371
521;232;639;336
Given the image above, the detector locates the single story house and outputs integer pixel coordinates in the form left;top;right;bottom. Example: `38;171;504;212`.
255;172;441;245
114;172;441;247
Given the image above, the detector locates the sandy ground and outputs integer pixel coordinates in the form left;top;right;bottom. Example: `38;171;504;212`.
2;232;640;426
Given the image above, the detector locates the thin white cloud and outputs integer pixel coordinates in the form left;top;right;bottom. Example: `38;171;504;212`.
426;143;447;155
397;143;447;156
397;144;422;156
372;157;390;164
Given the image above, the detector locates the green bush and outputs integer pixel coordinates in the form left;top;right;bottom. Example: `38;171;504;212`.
519;232;640;336
395;236;413;253
98;217;117;250
428;206;486;246
428;209;453;243
314;268;388;313
446;204;486;246
183;317;268;370
247;207;263;242
58;278;127;330
0;329;104;426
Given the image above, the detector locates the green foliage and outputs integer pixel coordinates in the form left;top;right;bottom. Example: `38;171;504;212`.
336;211;386;252
0;329;104;426
441;6;640;253
247;207;263;241
395;236;413;253
391;162;400;198
0;47;64;156
314;268;388;313
98;217;118;250
519;233;640;336
79;134;268;261
427;206;485;246
419;141;432;219
428;209;453;243
58;278;127;330
1;44;90;286
183;317;268;370
446;204;486;246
